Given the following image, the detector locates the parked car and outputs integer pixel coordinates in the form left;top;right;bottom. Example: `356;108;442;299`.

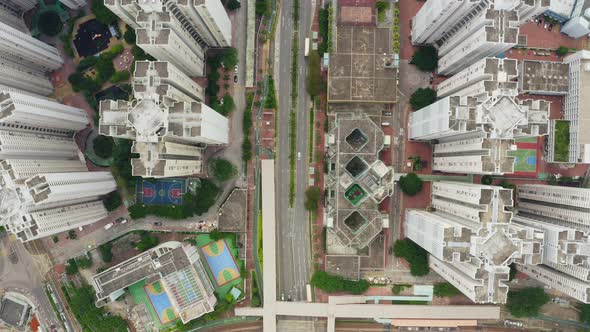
234;75;238;83
154;222;162;226
104;223;114;230
234;65;238;73
115;217;128;224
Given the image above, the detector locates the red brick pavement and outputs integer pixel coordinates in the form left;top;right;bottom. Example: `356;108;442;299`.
519;21;586;50
398;0;424;60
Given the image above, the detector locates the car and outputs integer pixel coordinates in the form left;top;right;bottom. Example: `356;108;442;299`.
234;65;238;73
297;152;301;160
548;24;553;31
234;75;238;83
544;23;548;29
383;111;392;116
154;222;162;226
280;292;285;301
115;217;128;224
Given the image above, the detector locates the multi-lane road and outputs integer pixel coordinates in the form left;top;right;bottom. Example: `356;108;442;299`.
274;0;315;302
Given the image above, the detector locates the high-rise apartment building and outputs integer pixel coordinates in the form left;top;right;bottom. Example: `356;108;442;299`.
0;21;63;72
0;93;117;242
99;61;228;178
547;50;590;163
409;57;549;175
405;182;543;303
514;184;590;303
105;0;232;76
0;5;58;96
412;0;549;75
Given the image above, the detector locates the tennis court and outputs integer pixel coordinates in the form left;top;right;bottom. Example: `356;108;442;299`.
145;281;178;324
200;239;240;287
137;179;186;205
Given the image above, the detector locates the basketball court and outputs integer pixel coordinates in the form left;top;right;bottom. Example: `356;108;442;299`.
200;239;240;287
145;281;178;324
509;137;540;177
137;179;187;205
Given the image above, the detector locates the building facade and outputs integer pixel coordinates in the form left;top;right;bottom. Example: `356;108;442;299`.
0;94;116;242
514;184;590;303
547;50;590;163
405;182;543;304
105;0;232;76
99;61;228;178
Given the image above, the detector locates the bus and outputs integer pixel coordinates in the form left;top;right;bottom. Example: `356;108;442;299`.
304;38;310;57
306;284;312;302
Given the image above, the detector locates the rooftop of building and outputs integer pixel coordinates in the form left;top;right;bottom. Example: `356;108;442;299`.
520;60;569;94
217;188;247;233
0;295;29;327
326;113;393;252
328;26;397;104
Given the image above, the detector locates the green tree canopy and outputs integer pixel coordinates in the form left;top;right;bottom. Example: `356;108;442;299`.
393;239;429;276
311;271;370;294
211;158;237;182
399;172;423;196
124;26;136;44
306;51;323;96
224;0;241;10
221;47;239;68
38;11;63;36
410;46;438;71
98;243;113;263
410;88;437;110
103;191;122;212
94;135;115;159
506;287;550;317
65;284;128;331
433;282;461;297
65;259;79;275
135;231;160;252
110;71;130;83
481;175;493;185
580;304;590;324
556;46;569;56
304;187;322;212
91;0;118;25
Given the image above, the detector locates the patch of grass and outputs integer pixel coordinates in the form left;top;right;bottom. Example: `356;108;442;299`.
554;120;570;162
289;112;297;206
265;77;277;109
257;211;263;270
391;284;411;295
376;1;389;23
309;105;315;162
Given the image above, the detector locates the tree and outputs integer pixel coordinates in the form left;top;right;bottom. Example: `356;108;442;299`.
103;192;122;212
556;46;569;56
64;284;128;331
76;255;93;269
410;88;436;110
221;47;239;68
306;51;323;96
433;282;461;297
135;232;159;252
210;229;224;241
304;187;322;212
481;175;493;185
110;71;130;83
509;262;517;281
98;243;113;263
211;158;237;182
580;304;590;324
94;135;115;159
399;173;423;196
500;179;516;190
38;11;63;36
193;180;220;215
216;94;235;116
65;259;79;275
52;236;59;243
95;57;115;84
225;0;241;10
124;26;136;44
393;239;429;276
506;287;550;317
68;230;77;240
310;271;370;294
255;0;270;17
410;46;438;72
91;0;118;25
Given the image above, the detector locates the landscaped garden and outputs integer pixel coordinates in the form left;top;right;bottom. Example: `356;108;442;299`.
553;120;570;162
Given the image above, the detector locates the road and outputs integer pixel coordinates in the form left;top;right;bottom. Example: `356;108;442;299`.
274;0;314;302
0;235;63;331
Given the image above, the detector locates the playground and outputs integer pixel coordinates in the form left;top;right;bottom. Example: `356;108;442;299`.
196;234;243;297
137;179;187;205
509;137;539;176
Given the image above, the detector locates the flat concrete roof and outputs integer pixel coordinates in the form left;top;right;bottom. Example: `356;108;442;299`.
521;60;569;94
328;26;397;103
260;159;277;332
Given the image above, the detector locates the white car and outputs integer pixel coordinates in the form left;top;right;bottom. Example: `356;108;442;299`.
234;65;238;73
297;152;301;160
